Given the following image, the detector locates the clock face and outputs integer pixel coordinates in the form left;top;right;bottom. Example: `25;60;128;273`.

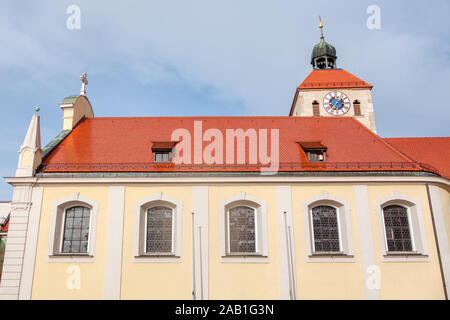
323;91;350;116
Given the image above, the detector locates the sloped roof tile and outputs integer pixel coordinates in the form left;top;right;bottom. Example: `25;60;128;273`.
39;117;435;175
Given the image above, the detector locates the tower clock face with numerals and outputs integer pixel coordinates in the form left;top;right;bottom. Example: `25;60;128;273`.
323;91;350;116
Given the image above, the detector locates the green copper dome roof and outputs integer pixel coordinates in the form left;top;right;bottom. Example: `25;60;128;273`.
311;37;336;62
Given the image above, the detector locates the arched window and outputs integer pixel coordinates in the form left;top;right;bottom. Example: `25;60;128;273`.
382;205;413;252
49;195;99;261
312;100;320;116
219;193;268;261
311;205;340;252
375;195;428;261
146;206;174;253
227;206;256;253
61;206;91;254
134;193;182;261
353;100;361;116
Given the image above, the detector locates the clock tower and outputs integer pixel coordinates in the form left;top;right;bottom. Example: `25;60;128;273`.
289;19;377;133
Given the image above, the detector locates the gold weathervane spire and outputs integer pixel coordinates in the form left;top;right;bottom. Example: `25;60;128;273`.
319;15;324;39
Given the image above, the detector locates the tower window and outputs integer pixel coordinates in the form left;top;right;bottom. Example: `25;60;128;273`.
312;100;320;116
353;100;361;116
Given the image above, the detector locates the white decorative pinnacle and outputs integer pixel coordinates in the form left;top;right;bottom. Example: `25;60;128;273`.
80;72;88;96
15;113;42;177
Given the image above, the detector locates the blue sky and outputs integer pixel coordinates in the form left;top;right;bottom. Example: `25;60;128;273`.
0;0;449;200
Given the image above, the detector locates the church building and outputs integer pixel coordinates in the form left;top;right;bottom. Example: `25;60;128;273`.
0;22;449;300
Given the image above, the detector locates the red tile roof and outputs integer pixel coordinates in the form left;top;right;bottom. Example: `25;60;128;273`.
39;117;437;175
384;137;450;179
298;69;373;90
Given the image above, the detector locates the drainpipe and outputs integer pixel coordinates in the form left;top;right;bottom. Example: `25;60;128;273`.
192;212;196;300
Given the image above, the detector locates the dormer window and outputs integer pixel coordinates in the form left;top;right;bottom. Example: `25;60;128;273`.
297;141;327;162
309;151;325;162
151;141;178;163
154;152;171;163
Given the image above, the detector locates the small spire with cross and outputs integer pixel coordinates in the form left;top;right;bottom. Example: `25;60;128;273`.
80;72;88;96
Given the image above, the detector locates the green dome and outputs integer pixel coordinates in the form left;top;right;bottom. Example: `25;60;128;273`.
311;38;336;62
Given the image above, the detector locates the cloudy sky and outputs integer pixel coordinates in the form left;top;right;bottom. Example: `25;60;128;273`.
0;0;448;200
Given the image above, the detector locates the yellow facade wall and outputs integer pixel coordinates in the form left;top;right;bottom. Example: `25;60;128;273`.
438;186;450;248
367;184;445;300
29;182;447;300
31;186;110;299
291;184;364;299
208;185;280;299
120;186;193;299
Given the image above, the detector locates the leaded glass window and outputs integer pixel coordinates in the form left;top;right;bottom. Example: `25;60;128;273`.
383;205;413;252
311;205;340;252
62;206;90;253
146;206;173;253
228;206;256;253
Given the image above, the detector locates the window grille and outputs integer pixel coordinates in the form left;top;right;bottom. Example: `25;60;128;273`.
311;205;340;252
62;206;90;253
383;205;413;252
228;206;256;253
146;206;173;253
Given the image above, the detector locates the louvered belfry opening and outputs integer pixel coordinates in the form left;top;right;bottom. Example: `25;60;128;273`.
353;100;361;116
312;100;320;116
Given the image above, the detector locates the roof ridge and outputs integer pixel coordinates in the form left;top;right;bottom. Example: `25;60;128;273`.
349;117;421;165
385;137;450;140
86;116;360;120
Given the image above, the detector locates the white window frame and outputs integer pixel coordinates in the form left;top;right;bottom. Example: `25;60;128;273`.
375;193;429;262
134;192;182;263
309;204;343;254
144;205;175;255
303;192;354;262
48;193;99;263
219;192;268;263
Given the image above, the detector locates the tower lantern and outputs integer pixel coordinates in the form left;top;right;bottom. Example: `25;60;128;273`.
311;17;337;69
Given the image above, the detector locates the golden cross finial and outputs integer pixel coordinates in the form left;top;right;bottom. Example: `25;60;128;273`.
319;15;324;39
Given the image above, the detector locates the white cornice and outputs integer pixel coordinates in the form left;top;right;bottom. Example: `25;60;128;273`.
4;175;450;188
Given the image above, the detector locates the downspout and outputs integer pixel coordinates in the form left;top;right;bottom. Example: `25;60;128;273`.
198;226;204;300
283;211;296;300
192;212;196;300
426;184;448;300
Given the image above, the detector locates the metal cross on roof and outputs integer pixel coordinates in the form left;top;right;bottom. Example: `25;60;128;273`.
80;72;88;96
